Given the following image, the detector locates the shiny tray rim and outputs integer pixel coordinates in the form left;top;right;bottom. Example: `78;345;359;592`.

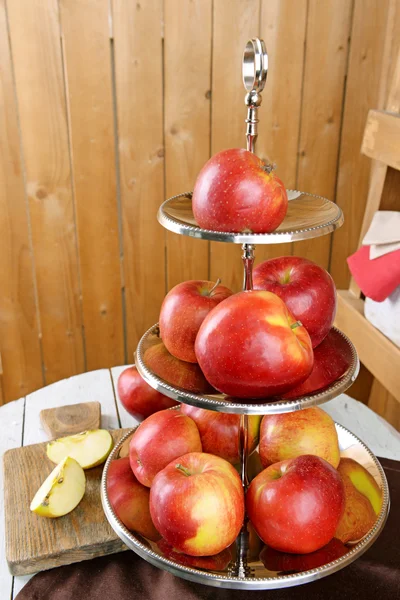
135;324;360;415
157;191;344;244
101;423;390;591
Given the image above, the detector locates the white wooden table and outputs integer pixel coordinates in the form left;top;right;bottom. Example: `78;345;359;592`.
1;367;400;600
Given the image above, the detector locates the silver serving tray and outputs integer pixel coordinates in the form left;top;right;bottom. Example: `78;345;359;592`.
101;423;390;591
157;191;344;244
135;324;360;415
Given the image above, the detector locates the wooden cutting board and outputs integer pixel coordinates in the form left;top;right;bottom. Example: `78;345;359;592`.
3;428;131;576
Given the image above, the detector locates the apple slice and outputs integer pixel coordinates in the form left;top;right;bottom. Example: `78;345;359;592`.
30;456;86;518
47;429;113;469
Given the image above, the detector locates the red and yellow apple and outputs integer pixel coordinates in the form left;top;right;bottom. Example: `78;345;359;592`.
150;452;244;556
195;291;314;398
253;256;336;348
129;409;202;487
180;404;261;465
117;366;178;420
106;457;160;541
259;407;340;469
246;455;344;554
192;148;288;233
160;280;232;363
335;458;383;543
282;329;353;399
260;538;348;572
156;538;233;570
144;342;213;394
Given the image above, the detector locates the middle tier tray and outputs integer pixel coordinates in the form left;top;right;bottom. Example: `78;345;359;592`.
135;324;360;415
158;190;344;244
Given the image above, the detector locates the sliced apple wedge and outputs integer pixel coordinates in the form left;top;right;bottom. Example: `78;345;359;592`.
30;456;86;518
47;429;113;469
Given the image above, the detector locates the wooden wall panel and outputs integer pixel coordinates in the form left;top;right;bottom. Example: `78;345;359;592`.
0;0;43;402
112;0;166;356
164;0;211;289
60;0;124;369
292;0;353;268
330;0;392;286
257;0;307;264
7;0;85;385
210;0;260;292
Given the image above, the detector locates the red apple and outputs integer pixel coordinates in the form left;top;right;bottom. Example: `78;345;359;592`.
192;148;288;233
259;407;340;469
150;452;244;556
156;538;233;570
282;329;353;399
195;291;314;398
260;538;348;572
129;409;202;487
144;342;213;394
106;457;160;541
246;455;344;554
253;256;336;348
117;366;178;420
180;404;261;465
160;280;233;363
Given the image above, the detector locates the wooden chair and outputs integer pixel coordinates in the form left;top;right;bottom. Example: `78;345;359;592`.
335;51;400;427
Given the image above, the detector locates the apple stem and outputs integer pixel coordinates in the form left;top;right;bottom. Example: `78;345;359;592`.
261;162;276;174
290;320;303;330
175;463;191;477
208;278;221;295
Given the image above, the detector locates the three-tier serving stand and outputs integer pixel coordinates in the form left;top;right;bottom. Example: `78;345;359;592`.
102;39;390;590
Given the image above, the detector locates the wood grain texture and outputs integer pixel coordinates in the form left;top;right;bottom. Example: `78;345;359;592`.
361;110;400;169
210;0;260;292
0;398;24;599
292;0;352;268
60;0;124;369
368;380;400;431
256;0;307;264
24;369;120;446
336;291;400;402
6;0;85;386
112;0;166;355
40;402;101;439
0;0;43;405
4;428;130;576
164;0;211;288
330;0;392;286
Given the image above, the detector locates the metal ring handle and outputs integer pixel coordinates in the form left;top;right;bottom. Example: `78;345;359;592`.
242;38;268;93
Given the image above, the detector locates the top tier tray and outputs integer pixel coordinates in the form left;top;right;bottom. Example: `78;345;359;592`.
158;190;343;244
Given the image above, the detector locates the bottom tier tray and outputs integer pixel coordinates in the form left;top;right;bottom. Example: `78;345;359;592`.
101;422;389;591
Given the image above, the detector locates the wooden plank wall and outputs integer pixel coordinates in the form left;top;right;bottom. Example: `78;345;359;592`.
0;0;399;420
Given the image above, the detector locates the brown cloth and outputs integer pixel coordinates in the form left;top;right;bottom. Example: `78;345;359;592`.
16;457;400;600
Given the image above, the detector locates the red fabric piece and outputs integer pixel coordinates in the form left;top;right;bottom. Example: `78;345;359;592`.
347;245;400;302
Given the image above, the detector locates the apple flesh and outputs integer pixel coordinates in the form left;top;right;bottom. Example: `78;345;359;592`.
156;538;232;570
160;280;233;363
246;455;344;554
106;457;160;541
282;329;353;399
195;290;314;398
260;538;348;573
30;456;85;518
335;458;383;543
129;409;202;487
180;404;261;465
144;342;213;394
259;407;340;469
150;452;244;556
117;365;178;420
253;256;336;348
46;429;113;469
192;148;288;233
